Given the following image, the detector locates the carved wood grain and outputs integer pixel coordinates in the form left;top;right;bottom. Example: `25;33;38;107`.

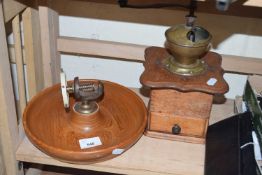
23;80;147;163
140;47;229;94
147;89;212;143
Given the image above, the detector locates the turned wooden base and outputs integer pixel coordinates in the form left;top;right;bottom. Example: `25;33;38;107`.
146;89;213;144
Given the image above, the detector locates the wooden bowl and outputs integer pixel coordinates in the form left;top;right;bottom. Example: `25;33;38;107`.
23;80;147;164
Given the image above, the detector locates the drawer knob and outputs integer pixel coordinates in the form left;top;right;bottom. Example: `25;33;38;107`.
172;124;181;134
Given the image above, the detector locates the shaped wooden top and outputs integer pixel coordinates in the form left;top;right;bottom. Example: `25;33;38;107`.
140;47;229;95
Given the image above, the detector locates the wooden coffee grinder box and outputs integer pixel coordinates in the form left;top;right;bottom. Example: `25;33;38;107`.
140;23;229;144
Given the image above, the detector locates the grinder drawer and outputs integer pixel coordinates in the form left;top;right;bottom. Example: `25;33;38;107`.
149;112;209;137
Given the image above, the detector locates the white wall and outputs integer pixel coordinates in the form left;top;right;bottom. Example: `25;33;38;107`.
59;16;262;99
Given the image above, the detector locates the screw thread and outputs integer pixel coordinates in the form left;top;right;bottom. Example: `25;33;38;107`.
79;84;95;91
66;83;97;93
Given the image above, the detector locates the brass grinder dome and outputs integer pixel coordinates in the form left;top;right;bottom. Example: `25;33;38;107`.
164;24;212;76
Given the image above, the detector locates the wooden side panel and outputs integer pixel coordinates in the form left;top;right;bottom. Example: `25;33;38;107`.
57;37;146;62
150;90;213;118
0;3;23;175
249;75;262;93
39;5;60;87
3;0;26;22
0;140;6;175
22;7;44;99
12;15;27;121
8;45;26;64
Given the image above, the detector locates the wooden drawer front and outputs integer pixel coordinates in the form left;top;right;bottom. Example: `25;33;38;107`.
150;112;208;137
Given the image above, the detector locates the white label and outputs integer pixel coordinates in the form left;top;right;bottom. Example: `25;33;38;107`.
252;131;262;160
242;101;247;112
79;137;102;149
112;148;125;155
207;78;217;86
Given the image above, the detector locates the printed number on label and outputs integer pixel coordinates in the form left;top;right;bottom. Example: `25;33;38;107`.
79;137;102;149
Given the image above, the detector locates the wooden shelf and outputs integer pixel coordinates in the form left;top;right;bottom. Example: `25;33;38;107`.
57;37;262;76
17;136;205;175
16;89;235;175
52;0;262;18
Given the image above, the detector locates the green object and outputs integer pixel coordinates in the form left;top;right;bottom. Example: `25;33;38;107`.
243;80;262;175
244;80;262;151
